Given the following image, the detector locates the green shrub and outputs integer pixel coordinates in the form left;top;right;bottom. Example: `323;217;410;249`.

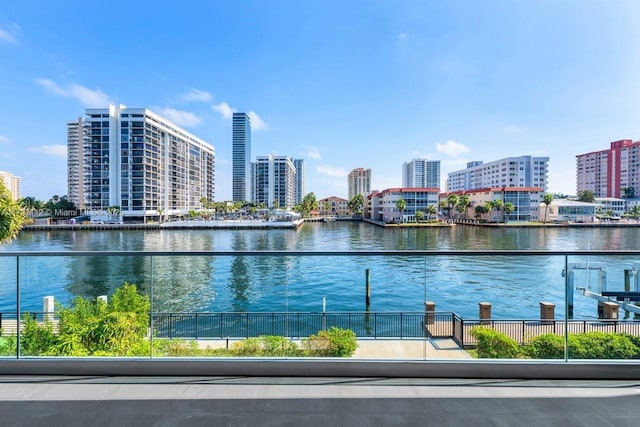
19;315;57;356
524;333;565;359
568;332;640;359
469;326;521;359
303;327;358;357
232;336;301;357
0;336;16;355
47;282;151;356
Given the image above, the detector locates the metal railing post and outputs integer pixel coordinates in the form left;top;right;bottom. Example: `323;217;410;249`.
16;255;20;359
149;256;154;358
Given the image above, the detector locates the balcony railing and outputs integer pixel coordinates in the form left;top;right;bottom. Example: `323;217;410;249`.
2;250;640;364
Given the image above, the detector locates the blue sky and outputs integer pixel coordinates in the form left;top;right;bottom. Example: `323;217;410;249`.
1;0;639;201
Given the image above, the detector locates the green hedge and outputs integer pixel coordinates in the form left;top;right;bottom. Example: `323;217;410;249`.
470;326;640;359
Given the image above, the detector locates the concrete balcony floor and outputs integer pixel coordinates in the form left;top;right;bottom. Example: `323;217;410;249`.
0;375;639;426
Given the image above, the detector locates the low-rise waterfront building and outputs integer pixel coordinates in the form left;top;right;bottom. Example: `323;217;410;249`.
440;187;543;222
317;196;349;217
540;199;598;223
365;188;439;223
594;197;626;218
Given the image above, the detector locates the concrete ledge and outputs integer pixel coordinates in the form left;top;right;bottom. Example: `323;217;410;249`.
1;358;640;379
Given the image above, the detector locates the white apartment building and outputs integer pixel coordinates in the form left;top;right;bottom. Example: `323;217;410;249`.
402;159;440;189
68;105;215;222
252;155;297;210
0;170;21;200
365;188;439;223
447;156;549;193
348;168;371;200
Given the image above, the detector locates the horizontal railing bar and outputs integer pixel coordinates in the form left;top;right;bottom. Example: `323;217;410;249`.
1;249;640;257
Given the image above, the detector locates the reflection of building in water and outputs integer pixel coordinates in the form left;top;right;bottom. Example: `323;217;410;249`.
65;230;216;311
143;230;216;312
229;231;250;312
226;231;299;312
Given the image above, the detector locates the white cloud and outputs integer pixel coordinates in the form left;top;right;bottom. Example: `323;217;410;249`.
181;88;212;103
157;108;202;127
0;25;17;43
304;146;321;160
212;102;235;120
247;111;267;130
0;135;9;144
34;78;114;107
316;165;347;178
436;140;469;157
30;145;67;158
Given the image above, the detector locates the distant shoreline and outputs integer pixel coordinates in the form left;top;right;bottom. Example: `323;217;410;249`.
20;217;640;231
22;219;305;231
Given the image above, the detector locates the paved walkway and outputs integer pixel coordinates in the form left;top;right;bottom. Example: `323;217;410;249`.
353;338;471;359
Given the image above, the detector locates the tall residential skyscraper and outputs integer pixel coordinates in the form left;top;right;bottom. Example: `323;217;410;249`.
67;117;90;208
402;159;440;189
252;155;297;209
67;105;215;222
576;139;640;198
232;112;251;202
0;170;21;200
447;155;549;192
348;168;371;200
293;158;305;204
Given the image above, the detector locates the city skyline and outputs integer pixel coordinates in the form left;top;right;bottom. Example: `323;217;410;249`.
1;1;640;201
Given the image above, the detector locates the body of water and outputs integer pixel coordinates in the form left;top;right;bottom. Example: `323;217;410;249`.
1;222;639;319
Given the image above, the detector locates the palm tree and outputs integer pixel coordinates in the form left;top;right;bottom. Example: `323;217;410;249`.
577;190;595;203
456;194;471;219
348;194;365;215
415;210;425;223
542;193;554;224
447;194;459;219
503;202;515;223
395;198;407;224
629;205;640;220
0;182;25;243
426;204;437;221
484;201;494;222
475;205;489;221
492;199;504;222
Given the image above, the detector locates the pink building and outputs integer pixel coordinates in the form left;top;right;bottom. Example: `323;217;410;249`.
576;139;640;198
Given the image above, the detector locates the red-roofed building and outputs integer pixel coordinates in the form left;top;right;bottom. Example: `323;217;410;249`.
440;187;543;222
365;188;440;223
